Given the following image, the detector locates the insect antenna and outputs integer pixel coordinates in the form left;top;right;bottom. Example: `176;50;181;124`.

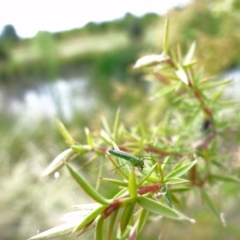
105;152;131;178
139;155;184;165
110;162;128;172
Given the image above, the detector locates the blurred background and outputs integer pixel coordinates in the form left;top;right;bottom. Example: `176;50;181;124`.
1;0;240;239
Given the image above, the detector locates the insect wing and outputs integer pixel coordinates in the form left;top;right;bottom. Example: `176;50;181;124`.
108;149;132;174
109;149;135;161
108;149;144;171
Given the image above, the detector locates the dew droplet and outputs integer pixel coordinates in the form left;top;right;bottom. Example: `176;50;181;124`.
54;171;60;179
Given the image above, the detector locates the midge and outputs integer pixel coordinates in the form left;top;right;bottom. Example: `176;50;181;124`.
108;149;145;171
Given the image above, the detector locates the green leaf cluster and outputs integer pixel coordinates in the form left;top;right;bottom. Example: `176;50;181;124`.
29;18;240;240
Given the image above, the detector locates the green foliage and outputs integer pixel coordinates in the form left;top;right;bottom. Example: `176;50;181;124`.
32;31;59;78
87;44;146;104
29;19;240;240
0;42;8;61
159;0;240;74
127;18;143;41
2;1;240;80
82;12;158;34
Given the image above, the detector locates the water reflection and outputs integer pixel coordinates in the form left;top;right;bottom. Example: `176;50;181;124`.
1;68;239;122
223;68;240;100
0;76;95;120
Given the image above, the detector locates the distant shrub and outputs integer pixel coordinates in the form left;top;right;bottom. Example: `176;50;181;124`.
0;24;19;42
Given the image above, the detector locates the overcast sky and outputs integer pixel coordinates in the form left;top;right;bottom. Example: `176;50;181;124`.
1;0;191;38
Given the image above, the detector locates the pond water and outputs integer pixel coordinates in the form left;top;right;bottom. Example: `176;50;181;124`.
0;68;239;121
223;68;240;100
0;76;95;120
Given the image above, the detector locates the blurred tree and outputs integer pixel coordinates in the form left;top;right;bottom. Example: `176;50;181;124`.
33;31;59;78
165;0;240;74
180;1;221;43
201;0;240;12
0;24;19;42
232;0;240;10
85;22;99;33
141;12;159;27
128;19;143;41
124;13;143;42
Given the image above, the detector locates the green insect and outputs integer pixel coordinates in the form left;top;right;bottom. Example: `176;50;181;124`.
108;149;145;171
108;149;180;171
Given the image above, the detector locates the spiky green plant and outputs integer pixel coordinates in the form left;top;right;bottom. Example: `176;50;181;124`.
29;19;240;240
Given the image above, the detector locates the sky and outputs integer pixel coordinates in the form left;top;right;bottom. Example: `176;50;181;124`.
1;0;190;38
